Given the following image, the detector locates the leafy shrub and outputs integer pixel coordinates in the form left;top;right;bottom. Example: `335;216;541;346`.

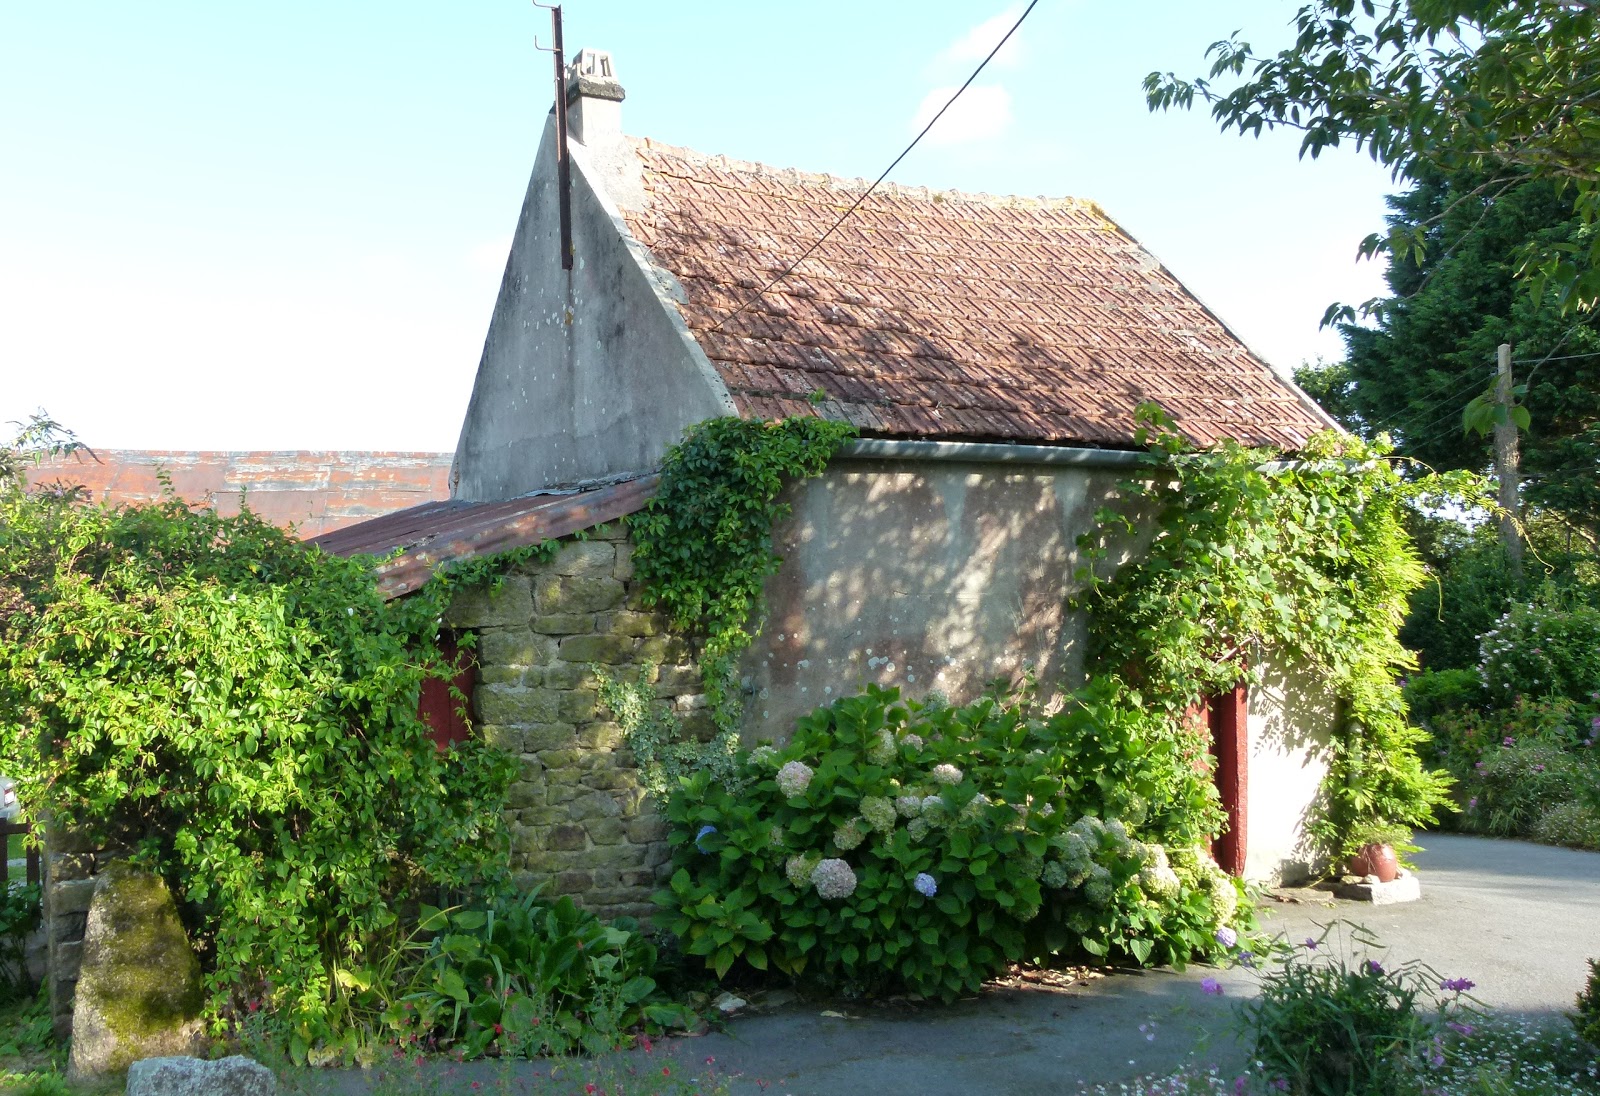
1402;667;1486;727
1575;958;1600;1049
0;476;515;1031
377;892;668;1061
1432;698;1600;846
1243;925;1478;1096
0;884;40;1004
661;683;1242;1001
1478;596;1600;708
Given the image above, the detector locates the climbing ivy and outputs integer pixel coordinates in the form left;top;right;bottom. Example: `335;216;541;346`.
1077;405;1488;860
615;417;855;785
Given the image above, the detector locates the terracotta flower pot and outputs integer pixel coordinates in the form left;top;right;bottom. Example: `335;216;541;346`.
1347;842;1399;883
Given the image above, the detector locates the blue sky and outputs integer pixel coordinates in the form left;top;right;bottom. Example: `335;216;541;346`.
0;1;1397;451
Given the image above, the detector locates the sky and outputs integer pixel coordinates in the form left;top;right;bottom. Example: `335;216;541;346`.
0;1;1400;452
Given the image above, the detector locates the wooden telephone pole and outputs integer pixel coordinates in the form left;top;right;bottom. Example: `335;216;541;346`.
1494;342;1524;583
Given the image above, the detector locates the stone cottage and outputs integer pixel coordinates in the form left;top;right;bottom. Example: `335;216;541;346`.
318;50;1342;911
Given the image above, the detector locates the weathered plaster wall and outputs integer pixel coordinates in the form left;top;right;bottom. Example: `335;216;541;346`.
739;461;1140;738
448;525;702;921
451;118;734;500
1244;660;1338;883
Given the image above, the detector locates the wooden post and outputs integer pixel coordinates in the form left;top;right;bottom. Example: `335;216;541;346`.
1494;343;1524;584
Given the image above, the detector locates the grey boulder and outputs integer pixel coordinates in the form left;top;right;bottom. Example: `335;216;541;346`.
125;1055;275;1096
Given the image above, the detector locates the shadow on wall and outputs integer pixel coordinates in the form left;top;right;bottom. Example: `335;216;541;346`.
1253;659;1340;875
738;459;1151;742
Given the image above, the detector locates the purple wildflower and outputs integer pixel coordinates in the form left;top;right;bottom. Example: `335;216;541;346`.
1364;959;1384;975
1200;977;1224;996
1441;977;1475;993
1303;937;1319;950
1503;736;1515;747
1446;1021;1475;1036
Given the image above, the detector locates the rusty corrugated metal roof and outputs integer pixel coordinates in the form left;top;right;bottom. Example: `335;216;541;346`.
622;140;1336;451
309;475;658;599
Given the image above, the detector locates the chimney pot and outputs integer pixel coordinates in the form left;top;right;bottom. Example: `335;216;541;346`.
565;50;624;147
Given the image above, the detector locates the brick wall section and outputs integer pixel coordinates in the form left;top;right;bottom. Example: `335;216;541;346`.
444;523;705;922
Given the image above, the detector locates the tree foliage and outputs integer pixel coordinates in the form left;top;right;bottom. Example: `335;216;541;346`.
1146;0;1600;311
1297;170;1600;532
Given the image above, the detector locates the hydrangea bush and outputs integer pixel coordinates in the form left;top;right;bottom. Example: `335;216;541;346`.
661;682;1245;1000
1478;597;1600;709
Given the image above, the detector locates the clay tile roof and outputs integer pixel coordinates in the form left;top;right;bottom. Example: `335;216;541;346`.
622;140;1333;451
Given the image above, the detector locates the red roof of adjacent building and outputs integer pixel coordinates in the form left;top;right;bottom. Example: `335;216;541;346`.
24;450;454;538
622;140;1334;450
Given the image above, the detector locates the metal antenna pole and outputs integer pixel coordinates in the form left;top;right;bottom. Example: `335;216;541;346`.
533;3;573;270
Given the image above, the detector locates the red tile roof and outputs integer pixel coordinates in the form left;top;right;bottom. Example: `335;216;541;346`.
23;450;453;538
622;141;1334;451
309;476;657;598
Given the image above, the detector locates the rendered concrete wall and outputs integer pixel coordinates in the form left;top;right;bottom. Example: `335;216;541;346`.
739;460;1141;736
1244;661;1338;883
451;117;733;500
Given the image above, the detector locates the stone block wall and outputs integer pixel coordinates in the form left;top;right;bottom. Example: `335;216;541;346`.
445;522;704;922
42;834;117;1038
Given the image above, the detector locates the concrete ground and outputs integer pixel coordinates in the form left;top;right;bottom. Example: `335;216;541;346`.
310;834;1600;1095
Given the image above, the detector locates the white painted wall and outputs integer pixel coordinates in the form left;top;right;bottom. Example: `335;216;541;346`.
1245;660;1338;883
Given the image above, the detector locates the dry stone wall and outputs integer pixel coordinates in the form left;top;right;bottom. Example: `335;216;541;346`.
446;523;703;922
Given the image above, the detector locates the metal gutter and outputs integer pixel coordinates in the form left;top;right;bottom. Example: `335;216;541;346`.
835;438;1149;468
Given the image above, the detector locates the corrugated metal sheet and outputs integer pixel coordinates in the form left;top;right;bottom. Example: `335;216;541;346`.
309;475;659;599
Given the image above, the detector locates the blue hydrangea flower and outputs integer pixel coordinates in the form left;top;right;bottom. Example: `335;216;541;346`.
913;872;937;897
694;824;718;852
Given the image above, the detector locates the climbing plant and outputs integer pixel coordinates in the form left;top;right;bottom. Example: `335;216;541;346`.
614;417;855;786
1076;405;1487;859
0;417;516;1033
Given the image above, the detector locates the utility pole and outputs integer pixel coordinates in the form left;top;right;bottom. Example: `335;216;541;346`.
1494;342;1524;583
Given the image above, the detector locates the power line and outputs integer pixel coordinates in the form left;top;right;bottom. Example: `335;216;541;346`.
1511;350;1600;364
1361;370;1492;439
704;0;1042;336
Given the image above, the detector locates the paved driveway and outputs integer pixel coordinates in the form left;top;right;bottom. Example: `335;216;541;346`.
313;834;1600;1095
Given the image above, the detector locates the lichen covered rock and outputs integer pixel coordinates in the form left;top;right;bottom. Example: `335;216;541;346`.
66;862;203;1080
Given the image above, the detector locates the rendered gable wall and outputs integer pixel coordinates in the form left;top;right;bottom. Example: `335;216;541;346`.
451;116;733;501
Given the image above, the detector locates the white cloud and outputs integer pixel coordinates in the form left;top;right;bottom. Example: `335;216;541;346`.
937;6;1027;71
911;84;1014;146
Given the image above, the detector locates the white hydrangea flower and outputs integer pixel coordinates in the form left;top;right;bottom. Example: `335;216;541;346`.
906;817;932;841
811;858;858;900
833;818;866;851
895;795;924;818
902;733;925;751
776;761;814;798
860;795;896;832
749;745;779;767
866;729;896;766
931;764;964;785
786;853;820;889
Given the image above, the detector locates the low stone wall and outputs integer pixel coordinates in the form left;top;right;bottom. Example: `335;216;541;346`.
448;523;704;922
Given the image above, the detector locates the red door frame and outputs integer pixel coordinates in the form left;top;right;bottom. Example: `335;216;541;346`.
417;631;477;750
1208;681;1249;877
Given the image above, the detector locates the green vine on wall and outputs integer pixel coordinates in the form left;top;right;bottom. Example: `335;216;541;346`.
608;417;856;789
1077;404;1487;860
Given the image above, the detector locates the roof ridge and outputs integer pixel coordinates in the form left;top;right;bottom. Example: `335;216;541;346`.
629;135;1106;216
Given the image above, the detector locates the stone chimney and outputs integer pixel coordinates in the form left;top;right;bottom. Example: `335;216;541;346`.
565;50;624;148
